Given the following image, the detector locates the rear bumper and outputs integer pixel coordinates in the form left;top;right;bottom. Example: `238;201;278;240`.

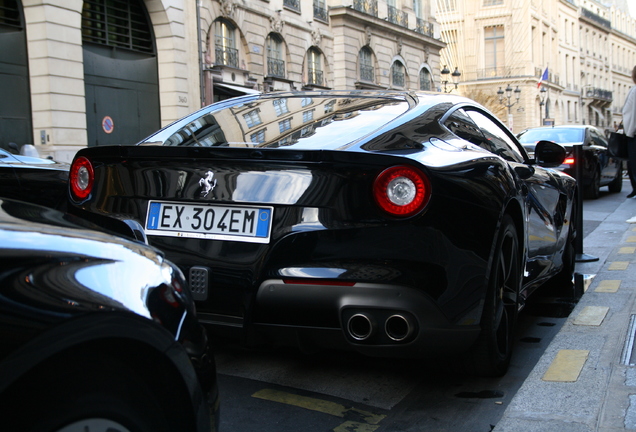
242;279;482;357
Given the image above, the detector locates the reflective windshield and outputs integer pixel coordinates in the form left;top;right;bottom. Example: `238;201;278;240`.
517;128;584;144
142;95;410;150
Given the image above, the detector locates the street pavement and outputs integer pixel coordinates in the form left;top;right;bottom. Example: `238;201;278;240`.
494;193;636;431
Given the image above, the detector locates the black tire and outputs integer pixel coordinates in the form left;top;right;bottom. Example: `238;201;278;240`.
2;353;170;432
465;215;520;377
583;167;600;199
608;167;623;193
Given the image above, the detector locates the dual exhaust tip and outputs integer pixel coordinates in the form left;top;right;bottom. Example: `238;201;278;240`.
346;312;415;343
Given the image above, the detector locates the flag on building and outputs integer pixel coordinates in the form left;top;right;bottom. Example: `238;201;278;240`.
537;67;548;88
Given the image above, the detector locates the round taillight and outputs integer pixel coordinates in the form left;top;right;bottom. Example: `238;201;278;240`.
70;156;94;201
373;165;431;217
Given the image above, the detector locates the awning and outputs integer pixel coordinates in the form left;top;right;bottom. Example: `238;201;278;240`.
214;82;260;95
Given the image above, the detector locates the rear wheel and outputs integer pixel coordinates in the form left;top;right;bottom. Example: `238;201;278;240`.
464;215;520;377
2;353;170;432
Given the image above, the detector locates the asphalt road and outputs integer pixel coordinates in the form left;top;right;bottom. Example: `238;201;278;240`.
212;179;631;432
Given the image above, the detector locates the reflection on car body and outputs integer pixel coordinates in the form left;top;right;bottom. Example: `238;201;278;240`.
0;199;219;432
68;90;577;377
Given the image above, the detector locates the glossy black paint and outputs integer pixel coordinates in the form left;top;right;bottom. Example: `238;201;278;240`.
0;199;218;431
517;125;622;199
68;91;577;360
0;148;70;210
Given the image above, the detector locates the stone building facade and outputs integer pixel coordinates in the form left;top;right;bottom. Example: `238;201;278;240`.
0;0;444;162
436;0;636;134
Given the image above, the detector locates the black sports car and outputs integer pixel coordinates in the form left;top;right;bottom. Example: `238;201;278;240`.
0;147;70;210
67;90;577;376
0;198;219;432
517;125;622;199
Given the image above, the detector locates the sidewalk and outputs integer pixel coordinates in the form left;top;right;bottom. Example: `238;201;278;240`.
494;197;636;431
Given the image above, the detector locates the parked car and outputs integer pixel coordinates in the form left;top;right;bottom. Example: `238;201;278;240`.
66;90;577;377
517;125;622;199
0;198;219;432
0;147;70;210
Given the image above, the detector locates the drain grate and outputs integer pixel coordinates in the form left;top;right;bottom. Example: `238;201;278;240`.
621;315;636;366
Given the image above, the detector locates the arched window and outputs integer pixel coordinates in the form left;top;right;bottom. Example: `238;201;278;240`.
214;19;237;67
359;47;374;82
419;68;432;90
307;48;323;86
266;34;285;78
391;61;405;88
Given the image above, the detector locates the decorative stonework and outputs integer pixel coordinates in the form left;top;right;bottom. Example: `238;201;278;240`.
365;26;372;46
270;14;284;34
219;0;236;18
311;28;322;47
396;36;402;55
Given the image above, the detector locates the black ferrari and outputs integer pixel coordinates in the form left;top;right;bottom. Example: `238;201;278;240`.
67;91;577;376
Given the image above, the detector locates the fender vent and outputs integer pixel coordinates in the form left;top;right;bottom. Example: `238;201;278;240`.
189;266;209;301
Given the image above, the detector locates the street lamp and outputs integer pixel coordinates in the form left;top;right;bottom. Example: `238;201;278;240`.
441;65;461;93
497;84;521;130
539;86;547;126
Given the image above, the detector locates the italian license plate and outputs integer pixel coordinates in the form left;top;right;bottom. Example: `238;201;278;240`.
145;201;273;244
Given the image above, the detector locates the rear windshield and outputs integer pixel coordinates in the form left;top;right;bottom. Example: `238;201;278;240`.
517;128;584;144
141;96;410;150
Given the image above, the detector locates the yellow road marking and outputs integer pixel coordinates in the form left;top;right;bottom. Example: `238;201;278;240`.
573;306;609;326
627;236;636;243
619;247;636;254
542;350;589;382
595;280;621;293
252;389;386;425
609;261;630;270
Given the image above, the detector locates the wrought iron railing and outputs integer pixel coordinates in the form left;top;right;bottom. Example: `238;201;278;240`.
308;68;323;86
353;0;377;17
416;18;434;37
267;58;286;78
360;64;374;82
215;45;238;68
387;5;408;27
392;69;404;87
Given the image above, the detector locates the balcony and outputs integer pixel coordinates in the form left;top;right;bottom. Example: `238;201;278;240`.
584;87;613;102
388;5;408;28
416;18;434;37
215;45;238;68
267;58;285;78
353;0;377;17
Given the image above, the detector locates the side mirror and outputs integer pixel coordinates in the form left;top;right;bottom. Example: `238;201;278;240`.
534;140;566;168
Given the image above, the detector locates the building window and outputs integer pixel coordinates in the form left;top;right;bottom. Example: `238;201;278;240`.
266;34;285;78
419;68;432;91
82;0;154;54
303;109;315;123
483;0;503;5
438;0;456;12
273;99;289;116
485;25;504;76
214;19;238;68
359;47;374;82
307;48;323;86
243;109;262;128
391;61;405;88
313;0;328;21
324;100;336;113
279;118;292;133
250;129;266;144
283;0;300;12
302;97;313;107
